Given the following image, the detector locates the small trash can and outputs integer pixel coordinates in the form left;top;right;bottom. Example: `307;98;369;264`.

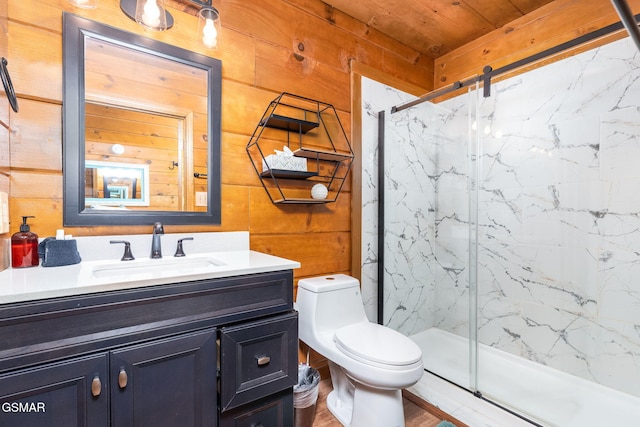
293;364;320;427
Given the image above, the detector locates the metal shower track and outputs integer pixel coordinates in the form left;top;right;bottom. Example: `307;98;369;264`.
391;2;640;114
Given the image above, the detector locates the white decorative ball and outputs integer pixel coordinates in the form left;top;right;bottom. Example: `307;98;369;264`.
311;183;328;200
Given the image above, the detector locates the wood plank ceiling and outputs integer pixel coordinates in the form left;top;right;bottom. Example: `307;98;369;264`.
322;0;556;57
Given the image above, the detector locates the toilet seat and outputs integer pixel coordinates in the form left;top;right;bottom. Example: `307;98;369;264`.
334;323;422;369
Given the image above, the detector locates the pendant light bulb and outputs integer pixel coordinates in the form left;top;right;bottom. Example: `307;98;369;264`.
198;7;220;50
135;0;168;31
67;0;97;9
142;0;160;27
202;18;217;49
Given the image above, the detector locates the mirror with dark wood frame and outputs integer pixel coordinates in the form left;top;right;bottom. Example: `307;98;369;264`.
63;13;221;226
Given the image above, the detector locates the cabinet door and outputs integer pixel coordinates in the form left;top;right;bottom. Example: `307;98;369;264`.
220;312;297;411
110;329;217;427
0;353;108;427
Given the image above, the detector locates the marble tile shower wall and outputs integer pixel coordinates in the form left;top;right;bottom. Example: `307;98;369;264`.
381;104;438;334
361;77;475;337
362;37;640;397
471;37;640;396
360;78;422;324
427;98;476;340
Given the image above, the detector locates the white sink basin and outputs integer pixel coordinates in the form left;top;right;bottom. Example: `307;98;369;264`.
92;256;226;278
79;254;229;285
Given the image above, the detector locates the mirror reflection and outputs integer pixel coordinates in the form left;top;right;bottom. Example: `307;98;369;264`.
83;102;206;211
62;13;222;225
85;160;150;207
83;36;208;212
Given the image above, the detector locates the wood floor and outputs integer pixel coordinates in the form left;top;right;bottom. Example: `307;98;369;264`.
310;379;466;427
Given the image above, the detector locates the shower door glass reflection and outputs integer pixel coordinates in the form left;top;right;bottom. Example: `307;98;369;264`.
474;37;640;425
373;35;640;427
380;84;481;391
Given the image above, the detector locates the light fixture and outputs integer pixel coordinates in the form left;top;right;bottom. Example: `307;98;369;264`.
198;6;221;50
119;0;220;48
111;144;125;155
67;0;98;9
120;0;174;31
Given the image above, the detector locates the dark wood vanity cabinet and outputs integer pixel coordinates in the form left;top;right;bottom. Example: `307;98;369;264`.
0;270;298;427
0;353;110;426
110;329;219;427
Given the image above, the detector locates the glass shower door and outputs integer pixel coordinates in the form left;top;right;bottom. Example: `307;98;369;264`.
375;36;640;427
380;83;481;392
473;37;640;426
380;102;437;336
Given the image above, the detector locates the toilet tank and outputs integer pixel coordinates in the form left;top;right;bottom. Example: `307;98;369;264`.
296;274;368;335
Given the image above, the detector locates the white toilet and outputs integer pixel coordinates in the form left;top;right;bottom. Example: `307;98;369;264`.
296;274;423;427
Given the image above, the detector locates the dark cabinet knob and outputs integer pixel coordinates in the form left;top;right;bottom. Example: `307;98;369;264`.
91;375;101;397
256;355;271;366
118;368;128;389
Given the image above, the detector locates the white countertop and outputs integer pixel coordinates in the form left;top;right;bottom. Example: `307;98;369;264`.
0;231;300;305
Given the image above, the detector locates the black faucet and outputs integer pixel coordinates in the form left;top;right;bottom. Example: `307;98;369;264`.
174;237;194;257
110;240;135;261
150;222;164;259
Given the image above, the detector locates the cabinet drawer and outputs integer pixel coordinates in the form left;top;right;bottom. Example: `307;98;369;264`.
220;312;297;411
219;390;293;427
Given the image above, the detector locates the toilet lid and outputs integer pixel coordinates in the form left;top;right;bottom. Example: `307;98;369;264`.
334;323;422;367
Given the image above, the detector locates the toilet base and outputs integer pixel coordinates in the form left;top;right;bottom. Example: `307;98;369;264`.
326;384;406;427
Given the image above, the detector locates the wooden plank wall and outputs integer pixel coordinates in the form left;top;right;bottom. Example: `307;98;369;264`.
5;0;432;283
434;0;640;88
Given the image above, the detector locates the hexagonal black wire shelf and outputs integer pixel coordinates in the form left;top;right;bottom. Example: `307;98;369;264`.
246;93;354;204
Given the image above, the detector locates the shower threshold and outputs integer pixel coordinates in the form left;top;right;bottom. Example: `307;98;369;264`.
409;328;640;427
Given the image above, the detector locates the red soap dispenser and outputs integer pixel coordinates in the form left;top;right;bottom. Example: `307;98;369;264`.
11;216;40;268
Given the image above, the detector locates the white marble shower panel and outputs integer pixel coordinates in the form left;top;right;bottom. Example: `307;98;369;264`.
482;133;562;189
586;316;640;396
517;183;606;250
360;78;418;322
382;105;438;336
517;299;598;368
432;275;471;337
434;115;473;195
598;248;640;324
469;37;640;397
385;112;437;188
520;300;640;397
553;116;601;184
600;106;640;180
477;186;522;243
